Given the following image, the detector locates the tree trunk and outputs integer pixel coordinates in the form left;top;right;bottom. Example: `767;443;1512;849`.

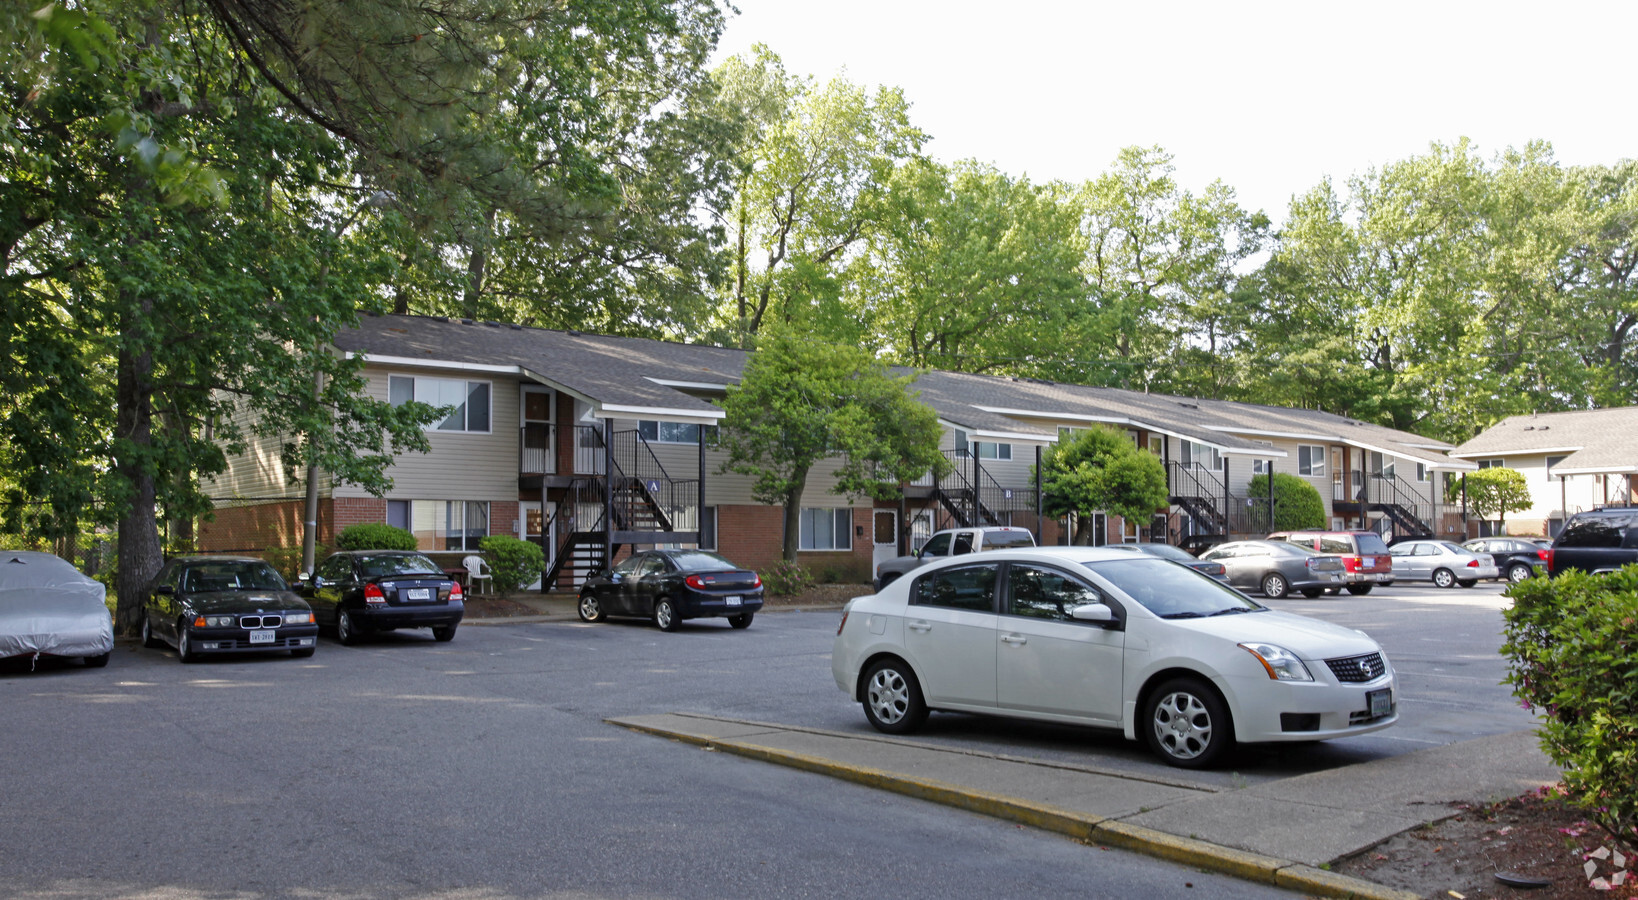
1072;515;1095;546
114;292;163;636
781;467;809;562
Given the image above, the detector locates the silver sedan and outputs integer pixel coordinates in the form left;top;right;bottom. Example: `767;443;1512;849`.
1387;540;1498;588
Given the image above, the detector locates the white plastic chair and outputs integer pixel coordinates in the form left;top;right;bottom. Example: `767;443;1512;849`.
462;555;493;595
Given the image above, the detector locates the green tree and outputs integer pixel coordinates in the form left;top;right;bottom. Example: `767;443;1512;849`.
1449;467;1533;532
856;158;1087;373
714;330;950;561
1246;473;1326;533
1038;427;1169;544
711;47;926;344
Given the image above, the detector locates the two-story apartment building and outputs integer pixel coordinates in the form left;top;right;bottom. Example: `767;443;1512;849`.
200;315;1476;586
1450;407;1638;537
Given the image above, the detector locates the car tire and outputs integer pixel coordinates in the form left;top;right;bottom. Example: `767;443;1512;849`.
336;610;359;645
1300;588;1323;598
1261;572;1289;599
291;647;316;658
1458;579;1477;588
83;653;110;668
176;625;197;664
1345;584;1373;596
728;613;754;629
1507;564;1532;583
1432;568;1456;588
577;592;604;623
1145;677;1233;769
653;597;679;632
1381;581;1394;587
862;658;928;735
141;614;163;649
432;624;457;642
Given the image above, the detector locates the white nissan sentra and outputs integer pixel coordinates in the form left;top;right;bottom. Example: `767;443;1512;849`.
832;546;1397;768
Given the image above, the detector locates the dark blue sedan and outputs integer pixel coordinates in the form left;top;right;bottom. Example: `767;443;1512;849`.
578;550;764;631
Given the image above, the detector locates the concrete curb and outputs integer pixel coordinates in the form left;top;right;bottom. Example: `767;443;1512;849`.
614;717;1422;900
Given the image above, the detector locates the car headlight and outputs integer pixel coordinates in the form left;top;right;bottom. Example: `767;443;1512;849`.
283;612;313;625
197;615;234;627
1239;642;1314;682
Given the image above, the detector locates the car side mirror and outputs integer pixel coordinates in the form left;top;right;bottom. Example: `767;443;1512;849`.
1070;603;1116;626
311;575;324;588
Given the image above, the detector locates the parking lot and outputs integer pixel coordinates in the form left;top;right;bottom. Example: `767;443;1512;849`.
0;577;1532;898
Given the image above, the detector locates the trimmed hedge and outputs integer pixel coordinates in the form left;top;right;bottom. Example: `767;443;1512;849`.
1502;567;1638;853
1245;472;1326;532
336;523;416;551
478;535;544;594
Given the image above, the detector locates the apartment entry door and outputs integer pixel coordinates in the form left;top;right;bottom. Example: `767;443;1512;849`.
872;510;899;572
520;501;556;590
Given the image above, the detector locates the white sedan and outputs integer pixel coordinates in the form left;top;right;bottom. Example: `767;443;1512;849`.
832;546;1397;768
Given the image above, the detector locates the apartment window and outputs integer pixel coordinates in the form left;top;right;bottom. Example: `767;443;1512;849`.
387;500;410;531
1182;441;1220;470
410;500;489;551
1477;458;1504;469
1414;463;1431;483
973;441;1012;460
638;420;714;444
799;508;852;551
1298;445;1326;477
1545;455;1567;479
1251;459;1270;475
1147;434;1164;456
389;375;491;433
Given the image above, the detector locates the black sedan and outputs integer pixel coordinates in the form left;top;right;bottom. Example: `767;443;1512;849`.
301;551;464;644
1107;542;1228;581
140;556;319;662
1462;537;1549;583
578;549;764;631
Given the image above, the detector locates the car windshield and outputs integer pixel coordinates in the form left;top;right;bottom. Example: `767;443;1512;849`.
183;561;287;592
1082;557;1263;619
1132;543;1196;562
667;550;739;572
358;554;442;578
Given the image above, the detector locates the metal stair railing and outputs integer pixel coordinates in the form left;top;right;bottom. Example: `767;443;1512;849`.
1368;472;1434;537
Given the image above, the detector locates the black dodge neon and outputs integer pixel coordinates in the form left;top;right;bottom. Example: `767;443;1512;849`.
578;549;763;631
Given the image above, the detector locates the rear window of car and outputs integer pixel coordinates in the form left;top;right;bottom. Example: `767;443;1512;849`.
667;550;737;571
1355;534;1391;554
980;530;1036;550
358;554;443;577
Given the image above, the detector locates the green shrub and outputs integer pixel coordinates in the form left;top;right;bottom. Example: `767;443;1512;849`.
478;535;544;594
335;523;416;551
762;560;813;597
1502;567;1638;853
1245;473;1325;532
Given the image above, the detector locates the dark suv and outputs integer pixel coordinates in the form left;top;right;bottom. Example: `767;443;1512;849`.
1548;509;1638;576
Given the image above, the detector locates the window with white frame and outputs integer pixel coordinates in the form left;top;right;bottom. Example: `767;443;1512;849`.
408;500;489;551
638;420;714;444
1251;459;1270;475
389;375;491;433
1298;445;1326;477
1182;440;1220;470
1545;455;1567;479
973;441;1012;460
1147;434;1164;456
1477;458;1504;469
1414;463;1431;483
799;508;852;551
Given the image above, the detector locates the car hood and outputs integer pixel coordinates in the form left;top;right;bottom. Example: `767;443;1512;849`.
187;591;311;613
1160;609;1382;659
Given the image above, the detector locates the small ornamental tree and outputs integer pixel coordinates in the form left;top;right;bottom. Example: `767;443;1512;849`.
1502;568;1638;855
1448;467;1532;532
336;523;416;551
1246;473;1326;533
1039;426;1169;544
715;329;951;562
478;535;545;594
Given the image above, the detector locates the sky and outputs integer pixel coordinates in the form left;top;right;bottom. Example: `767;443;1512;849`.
711;0;1635;219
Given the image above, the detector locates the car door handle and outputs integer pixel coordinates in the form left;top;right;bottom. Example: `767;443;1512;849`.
907;620;932;633
1000;633;1027;645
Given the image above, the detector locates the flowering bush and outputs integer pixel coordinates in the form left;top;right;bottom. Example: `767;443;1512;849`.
761;560;813;597
1502;568;1638;855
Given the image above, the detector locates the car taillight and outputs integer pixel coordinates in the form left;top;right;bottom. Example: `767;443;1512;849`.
685;574;708;589
449;581;463;601
364;583;387;605
836;611;849;635
751;573;761;588
1544;548;1554;569
1466;559;1480;568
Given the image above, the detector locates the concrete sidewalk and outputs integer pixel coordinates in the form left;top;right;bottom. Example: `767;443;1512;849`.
610;712;1560;900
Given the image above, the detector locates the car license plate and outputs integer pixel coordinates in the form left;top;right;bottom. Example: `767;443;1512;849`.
725;596;741;606
407;588;431;601
1367;688;1393;718
249;630;275;644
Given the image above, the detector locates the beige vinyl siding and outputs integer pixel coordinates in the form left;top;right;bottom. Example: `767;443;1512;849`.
333;367;520;501
1506;452;1618;520
617;416;857;509
203;395;302;499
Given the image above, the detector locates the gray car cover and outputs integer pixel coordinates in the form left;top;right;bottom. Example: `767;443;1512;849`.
0;551;115;660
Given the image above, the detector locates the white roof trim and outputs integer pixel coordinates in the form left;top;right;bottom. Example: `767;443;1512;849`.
352;352;521;375
597;403;725;424
971;406;1278;456
644;377;731;392
1549;465;1638;476
1449;446;1585;459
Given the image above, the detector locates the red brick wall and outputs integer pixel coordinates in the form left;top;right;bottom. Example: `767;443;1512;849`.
716;504;784;572
332;498;385;541
199;500;318;554
491;501;520;540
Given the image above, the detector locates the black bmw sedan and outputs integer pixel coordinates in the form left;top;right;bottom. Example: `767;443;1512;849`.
578;549;763;631
302;551;464;644
140;556;319;662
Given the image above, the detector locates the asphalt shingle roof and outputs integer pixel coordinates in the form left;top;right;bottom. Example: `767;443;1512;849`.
1453;407;1638;474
